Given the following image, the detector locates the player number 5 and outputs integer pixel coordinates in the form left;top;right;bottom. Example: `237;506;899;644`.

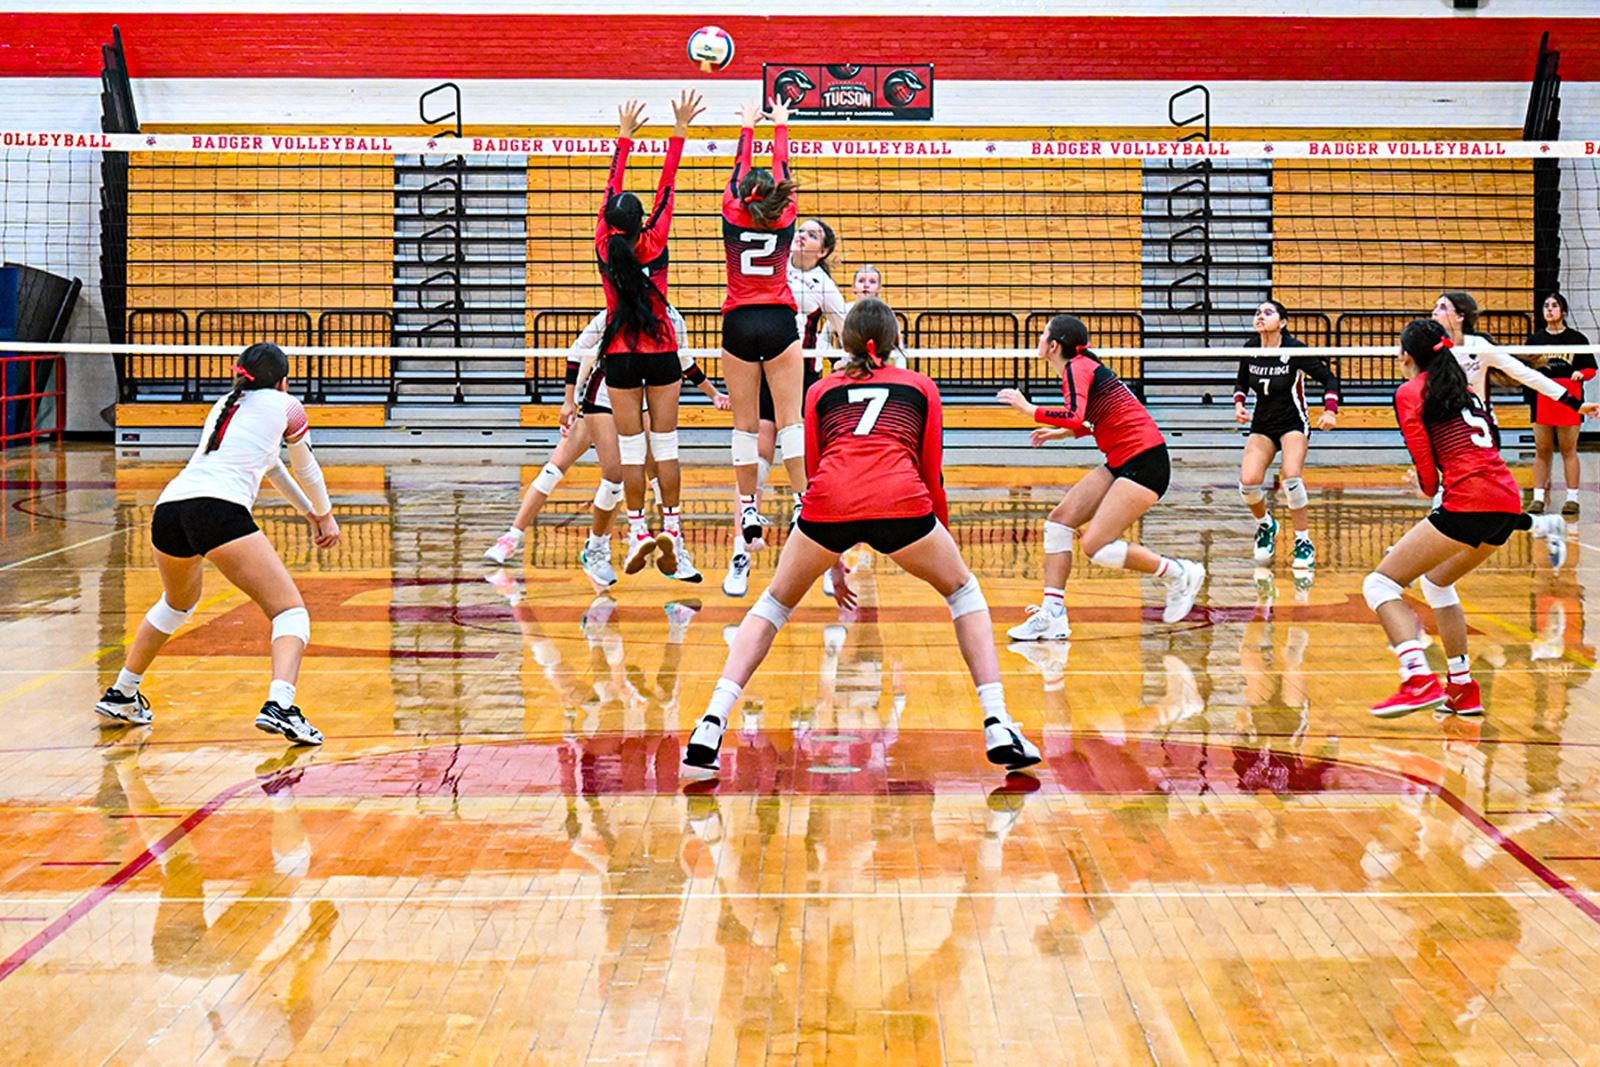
1460;406;1494;448
848;387;890;434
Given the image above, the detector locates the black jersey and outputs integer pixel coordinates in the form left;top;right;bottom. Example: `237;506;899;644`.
1233;335;1341;437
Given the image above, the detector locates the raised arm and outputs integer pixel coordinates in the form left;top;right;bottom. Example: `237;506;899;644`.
1486;347;1579;407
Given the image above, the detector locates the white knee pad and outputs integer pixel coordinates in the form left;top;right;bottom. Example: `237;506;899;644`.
144;595;196;635
749;589;794;633
647;430;679;462
945;576;989;620
777;423;805;464
1043;521;1075;555
271;606;311;645
1283;477;1309;510
593;479;624;511
731;429;760;467
532;462;565;495
618;432;647;466
1419;576;1460;608
1089;541;1130;569
1239;482;1266;506
1362;572;1405;612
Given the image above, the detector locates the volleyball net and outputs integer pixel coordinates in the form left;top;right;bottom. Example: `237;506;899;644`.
2;132;1599;409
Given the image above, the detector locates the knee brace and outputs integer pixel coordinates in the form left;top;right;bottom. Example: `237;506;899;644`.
945;576;989;620
593;479;624;511
532;462;565;495
1239;482;1267;506
271;606;311;645
1362;572;1405;612
731;429;760;467
1043;520;1075;555
618;431;647;466
749;589;794;633
1419;576;1460;609
144;595;196;635
777;423;805;465
1283;477;1309;510
647;430;679;463
1089;541;1130;569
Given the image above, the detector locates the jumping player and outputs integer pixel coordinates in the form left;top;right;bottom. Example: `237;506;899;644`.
998;314;1205;641
1364;319;1567;718
721;97;805;550
93;342;339;745
683;298;1040;774
595;90;704;578
1232;300;1341;569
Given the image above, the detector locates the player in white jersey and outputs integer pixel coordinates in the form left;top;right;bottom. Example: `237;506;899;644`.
94;343;339;745
481;306;726;585
1432;291;1595;423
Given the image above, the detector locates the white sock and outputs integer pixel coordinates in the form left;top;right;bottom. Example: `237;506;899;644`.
1567;488;1581;503
1041;587;1065;616
587;531;608;549
627;509;648;537
661;505;681;535
269;679;297;709
1154;557;1181;581
1533;487;1547;502
1394;640;1430;682
732;533;747;557
114;668;143;697
1447;654;1471;685
976;681;1007;721
706;677;742;724
505;525;523;540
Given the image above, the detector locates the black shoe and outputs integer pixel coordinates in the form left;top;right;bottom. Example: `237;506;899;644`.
94;687;152;725
254;701;324;746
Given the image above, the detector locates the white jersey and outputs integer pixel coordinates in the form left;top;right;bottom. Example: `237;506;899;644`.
788;262;847;373
1454;332;1566;406
157;388;309;510
575;306;691;410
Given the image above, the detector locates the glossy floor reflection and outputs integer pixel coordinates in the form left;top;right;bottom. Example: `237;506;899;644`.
3;445;1600;1064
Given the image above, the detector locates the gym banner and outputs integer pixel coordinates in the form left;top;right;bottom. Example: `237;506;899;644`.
762;63;934;121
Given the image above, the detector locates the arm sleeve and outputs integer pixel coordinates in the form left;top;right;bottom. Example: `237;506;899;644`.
285;433;332;515
821;278;848;341
1032;359;1093;435
573;310;607;352
639;135;683;252
774;123;790;183
1233;361;1250;405
727;127;753;197
681;361;707;386
919;380;949;528
1575;335;1596;379
597;137;633;240
1298;355;1341;411
669;305;689;352
1488;348;1577;407
803;378;821;485
266;462;314;517
1395;389;1439;498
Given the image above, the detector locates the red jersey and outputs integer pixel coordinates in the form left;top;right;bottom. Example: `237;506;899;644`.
802;365;948;526
721;126;798;313
1395;372;1520;512
595;134;683;354
1034;355;1164;468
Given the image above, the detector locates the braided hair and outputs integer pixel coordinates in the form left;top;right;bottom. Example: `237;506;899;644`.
205;341;289;453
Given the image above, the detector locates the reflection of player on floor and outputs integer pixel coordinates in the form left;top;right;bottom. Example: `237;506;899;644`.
684;299;1040;774
998;314;1204;642
1233;300;1340;570
1365;320;1568;718
94;342;338;745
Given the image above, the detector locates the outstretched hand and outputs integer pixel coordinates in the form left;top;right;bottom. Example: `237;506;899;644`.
671;89;706;134
736;100;765;127
766;96;792;124
617;98;648;138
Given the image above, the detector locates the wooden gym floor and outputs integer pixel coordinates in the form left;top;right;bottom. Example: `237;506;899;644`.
2;444;1599;1065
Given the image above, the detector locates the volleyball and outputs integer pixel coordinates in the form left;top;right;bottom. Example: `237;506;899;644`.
687;25;735;72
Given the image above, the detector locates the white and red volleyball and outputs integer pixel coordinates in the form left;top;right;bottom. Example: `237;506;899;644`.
687;26;735;72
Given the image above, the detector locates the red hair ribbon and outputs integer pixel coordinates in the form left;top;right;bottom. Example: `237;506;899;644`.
1432;336;1454;352
866;339;879;365
233;364;255;381
743;189;764;203
1075;344;1090;356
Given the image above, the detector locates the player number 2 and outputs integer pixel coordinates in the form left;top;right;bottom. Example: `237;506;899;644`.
1460;406;1494;447
739;232;778;276
848;387;890;435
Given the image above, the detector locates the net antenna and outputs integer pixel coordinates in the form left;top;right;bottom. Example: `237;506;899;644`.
1525;31;1563;319
100;24;137;365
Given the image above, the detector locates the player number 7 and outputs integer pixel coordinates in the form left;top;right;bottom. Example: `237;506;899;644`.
848;387;890;434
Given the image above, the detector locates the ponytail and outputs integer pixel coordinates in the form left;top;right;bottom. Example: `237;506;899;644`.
1044;313;1097;362
600;192;661;348
1401;319;1472;426
738;167;799;228
839;298;901;380
205;341;289;453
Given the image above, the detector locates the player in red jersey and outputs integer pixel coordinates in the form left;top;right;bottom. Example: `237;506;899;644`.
683;299;1041;775
1364;319;1567;718
721;97;806;547
595;90;704;578
997;315;1205;640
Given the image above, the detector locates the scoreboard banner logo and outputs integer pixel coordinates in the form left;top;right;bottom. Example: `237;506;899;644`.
763;62;934;121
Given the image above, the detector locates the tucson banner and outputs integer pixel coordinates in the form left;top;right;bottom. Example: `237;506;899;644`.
761;63;934;121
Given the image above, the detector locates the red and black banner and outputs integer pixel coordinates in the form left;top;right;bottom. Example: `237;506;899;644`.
762;63;933;121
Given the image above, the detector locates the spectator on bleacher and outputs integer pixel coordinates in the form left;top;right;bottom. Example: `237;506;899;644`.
851;265;882;300
1524;292;1594;517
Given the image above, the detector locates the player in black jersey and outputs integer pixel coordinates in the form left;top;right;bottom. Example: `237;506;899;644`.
1232;301;1340;571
